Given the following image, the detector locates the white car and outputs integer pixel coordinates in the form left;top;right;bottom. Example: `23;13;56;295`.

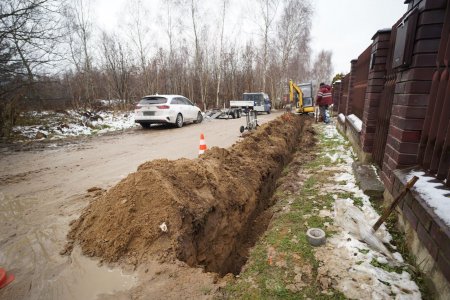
134;95;203;128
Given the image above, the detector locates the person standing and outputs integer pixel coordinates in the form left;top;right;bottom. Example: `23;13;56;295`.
316;82;332;124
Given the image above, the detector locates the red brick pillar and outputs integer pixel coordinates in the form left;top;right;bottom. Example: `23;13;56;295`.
345;60;357;116
381;0;447;190
360;29;392;153
332;81;342;112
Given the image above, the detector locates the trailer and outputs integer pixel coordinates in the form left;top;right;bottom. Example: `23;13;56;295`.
205;107;242;119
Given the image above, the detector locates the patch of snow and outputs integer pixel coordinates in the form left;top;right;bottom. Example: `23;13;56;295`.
325;153;339;163
313;123;421;299
334;199;393;257
318;233;421;300
370;164;382;181
347;114;362;132
98;99;127;106
338;113;345;123
376;256;388;264
323;125;336;138
404;170;450;227
12;110;138;141
393;252;404;263
319;210;333;218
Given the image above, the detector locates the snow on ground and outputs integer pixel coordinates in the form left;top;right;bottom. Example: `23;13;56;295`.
347;114;363;132
12;110;138;140
403;169;450;227
315;123;421;299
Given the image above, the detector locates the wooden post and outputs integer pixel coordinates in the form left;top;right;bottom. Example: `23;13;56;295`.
372;176;419;232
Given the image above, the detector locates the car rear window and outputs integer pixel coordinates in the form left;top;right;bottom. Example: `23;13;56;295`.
139;97;167;104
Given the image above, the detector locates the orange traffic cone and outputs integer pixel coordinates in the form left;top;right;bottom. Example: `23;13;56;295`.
0;268;14;289
199;133;207;155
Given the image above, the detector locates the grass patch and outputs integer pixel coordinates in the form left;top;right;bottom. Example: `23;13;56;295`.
358;248;370;254
370;259;403;274
383;214;433;298
352;197;364;208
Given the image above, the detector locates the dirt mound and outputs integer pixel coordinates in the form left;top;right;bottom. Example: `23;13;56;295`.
64;115;312;274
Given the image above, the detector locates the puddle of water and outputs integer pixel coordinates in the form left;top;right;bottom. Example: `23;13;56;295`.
0;192;137;300
52;246;137;300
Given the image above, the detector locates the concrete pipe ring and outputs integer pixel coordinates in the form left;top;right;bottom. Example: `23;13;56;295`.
306;228;326;246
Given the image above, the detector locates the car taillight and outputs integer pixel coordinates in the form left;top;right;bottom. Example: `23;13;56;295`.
135;105;142;109
157;105;170;109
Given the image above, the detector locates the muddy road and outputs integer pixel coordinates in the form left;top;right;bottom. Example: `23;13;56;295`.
0;112;281;300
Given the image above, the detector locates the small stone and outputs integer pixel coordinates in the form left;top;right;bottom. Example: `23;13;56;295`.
35;131;47;139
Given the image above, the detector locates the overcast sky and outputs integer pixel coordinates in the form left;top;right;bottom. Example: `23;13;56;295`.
310;0;407;74
94;0;408;77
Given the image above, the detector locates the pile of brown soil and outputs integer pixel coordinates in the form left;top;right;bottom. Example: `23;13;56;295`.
63;115;312;275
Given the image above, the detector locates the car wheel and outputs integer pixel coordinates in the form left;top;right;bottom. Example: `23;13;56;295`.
140;123;151;129
175;113;183;128
195;112;203;124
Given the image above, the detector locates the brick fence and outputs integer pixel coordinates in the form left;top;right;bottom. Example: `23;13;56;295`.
333;0;450;292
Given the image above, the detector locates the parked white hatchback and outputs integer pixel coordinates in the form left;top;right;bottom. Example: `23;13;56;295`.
134;95;203;128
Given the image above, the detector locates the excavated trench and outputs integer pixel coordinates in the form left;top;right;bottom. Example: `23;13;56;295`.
64;115;314;275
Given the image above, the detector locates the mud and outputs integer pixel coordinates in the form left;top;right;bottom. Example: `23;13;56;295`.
64;115;312;275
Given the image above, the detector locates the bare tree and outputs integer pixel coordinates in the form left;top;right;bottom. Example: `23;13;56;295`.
311;50;333;90
215;0;229;108
190;0;208;110
101;32;132;105
0;0;64;136
125;0;151;95
1;0;64;91
242;41;256;92
276;0;312;80
256;0;280;92
64;0;95;108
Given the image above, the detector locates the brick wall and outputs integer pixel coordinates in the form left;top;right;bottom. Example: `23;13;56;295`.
332;81;342;112
393;170;450;283
339;74;350;115
345;60;357;116
381;0;447;191
361;30;392;153
352;46;371;120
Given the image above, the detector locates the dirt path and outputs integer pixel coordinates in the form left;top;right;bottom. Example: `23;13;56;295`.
0;112;280;300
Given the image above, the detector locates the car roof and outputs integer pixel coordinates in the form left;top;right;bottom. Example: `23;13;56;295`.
142;95;185;98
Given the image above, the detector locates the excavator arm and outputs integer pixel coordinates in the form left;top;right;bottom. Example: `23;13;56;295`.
289;79;303;112
288;80;315;114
